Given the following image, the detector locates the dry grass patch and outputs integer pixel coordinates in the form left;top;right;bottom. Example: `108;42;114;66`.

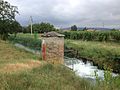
0;60;41;73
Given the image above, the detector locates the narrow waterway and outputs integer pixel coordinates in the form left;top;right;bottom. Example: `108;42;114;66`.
64;57;118;80
15;43;118;80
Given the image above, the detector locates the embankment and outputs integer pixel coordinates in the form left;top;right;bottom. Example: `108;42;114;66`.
65;40;120;73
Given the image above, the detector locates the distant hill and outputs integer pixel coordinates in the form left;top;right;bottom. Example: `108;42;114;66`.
60;27;116;31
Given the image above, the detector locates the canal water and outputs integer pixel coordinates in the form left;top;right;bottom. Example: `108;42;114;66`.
15;43;118;80
64;57;118;80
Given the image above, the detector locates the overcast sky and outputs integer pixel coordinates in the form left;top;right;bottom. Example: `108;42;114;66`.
6;0;120;28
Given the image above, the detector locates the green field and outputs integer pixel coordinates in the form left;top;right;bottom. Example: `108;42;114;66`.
0;33;119;90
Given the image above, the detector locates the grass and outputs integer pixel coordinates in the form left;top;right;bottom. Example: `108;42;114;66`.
0;64;94;90
8;34;42;51
0;40;41;65
14;33;41;39
0;39;94;90
0;64;120;90
0;40;42;72
2;33;120;90
65;39;120;73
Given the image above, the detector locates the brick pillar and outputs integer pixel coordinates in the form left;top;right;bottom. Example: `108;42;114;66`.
41;32;64;64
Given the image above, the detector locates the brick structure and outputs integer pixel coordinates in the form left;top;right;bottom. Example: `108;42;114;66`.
41;32;64;64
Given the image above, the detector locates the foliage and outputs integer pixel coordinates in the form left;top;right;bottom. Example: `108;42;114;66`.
24;22;56;33
94;69;120;90
83;27;87;31
9;21;22;36
34;31;38;40
62;31;120;42
22;26;30;33
0;0;18;20
0;0;19;40
71;25;77;31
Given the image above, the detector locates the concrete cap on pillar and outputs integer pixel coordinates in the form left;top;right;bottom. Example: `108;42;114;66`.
41;31;65;37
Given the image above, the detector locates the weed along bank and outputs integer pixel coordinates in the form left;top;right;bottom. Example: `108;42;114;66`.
41;32;65;64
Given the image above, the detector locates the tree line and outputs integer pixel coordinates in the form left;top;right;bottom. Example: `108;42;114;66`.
22;22;57;33
0;0;22;40
0;0;57;40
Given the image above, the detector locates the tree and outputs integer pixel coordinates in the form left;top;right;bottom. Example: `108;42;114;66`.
111;28;117;31
83;27;87;31
0;0;19;40
10;21;22;37
22;26;30;33
71;25;77;31
27;22;56;33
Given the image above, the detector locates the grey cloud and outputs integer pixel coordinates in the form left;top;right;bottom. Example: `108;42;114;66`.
6;0;120;28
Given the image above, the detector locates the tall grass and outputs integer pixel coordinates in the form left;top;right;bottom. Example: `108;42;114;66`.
0;64;94;90
0;63;120;90
94;69;120;90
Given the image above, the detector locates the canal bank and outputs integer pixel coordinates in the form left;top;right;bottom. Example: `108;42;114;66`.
65;40;120;73
10;35;120;73
64;57;118;80
14;43;118;80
